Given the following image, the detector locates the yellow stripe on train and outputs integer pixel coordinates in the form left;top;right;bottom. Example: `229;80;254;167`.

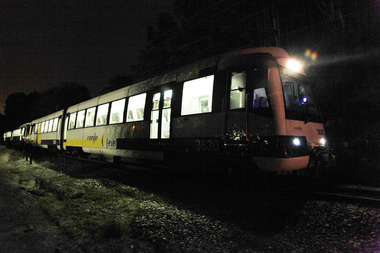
65;138;103;148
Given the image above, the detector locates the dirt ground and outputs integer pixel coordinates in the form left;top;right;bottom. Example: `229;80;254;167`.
1;146;379;253
0;151;81;253
0;147;156;253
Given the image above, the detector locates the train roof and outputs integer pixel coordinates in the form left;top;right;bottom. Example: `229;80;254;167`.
67;47;305;111
31;110;65;124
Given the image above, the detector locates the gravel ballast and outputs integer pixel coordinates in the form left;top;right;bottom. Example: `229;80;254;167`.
0;147;379;252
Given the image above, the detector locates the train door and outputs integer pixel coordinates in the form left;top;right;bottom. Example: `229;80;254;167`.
225;67;270;142
149;89;173;140
62;114;69;150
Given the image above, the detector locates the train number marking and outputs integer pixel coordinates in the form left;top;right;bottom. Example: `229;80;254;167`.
195;140;219;152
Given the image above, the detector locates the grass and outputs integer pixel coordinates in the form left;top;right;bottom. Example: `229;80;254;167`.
0;146;154;251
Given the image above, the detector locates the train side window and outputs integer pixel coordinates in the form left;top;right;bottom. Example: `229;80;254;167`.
76;110;85;128
253;88;269;108
48;119;54;132
127;93;147;122
181;75;214;115
85;107;96;127
230;71;246;109
53;118;59;132
283;82;295;108
152;93;160;110
162;90;172;139
251;68;269;109
44;121;49;133
163;90;172;108
110;98;125;124
68;112;77;130
96;104;109;126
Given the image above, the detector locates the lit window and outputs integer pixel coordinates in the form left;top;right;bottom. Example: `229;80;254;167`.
162;108;171;139
44;121;49;132
68;112;77;129
110;99;125;124
181;75;214;115
48;119;54;132
53;118;59;132
162;90;172;139
96;104;109;126
76;110;85;128
163;90;172;108
152;93;160;110
230;71;246;109
85;107;96;127
253;88;269;108
127;93;146;122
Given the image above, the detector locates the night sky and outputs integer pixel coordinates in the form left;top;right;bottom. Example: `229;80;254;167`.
1;0;173;114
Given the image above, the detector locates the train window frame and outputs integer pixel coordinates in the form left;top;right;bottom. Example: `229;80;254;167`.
48;119;54;132
53;118;59;132
85;107;96;127
76;110;86;128
230;71;247;110
44;121;49;133
161;89;173;139
126;93;147;122
110;98;126;124
251;67;269;109
96;103;109;126
181;75;214;116
280;66;321;122
68;112;77;130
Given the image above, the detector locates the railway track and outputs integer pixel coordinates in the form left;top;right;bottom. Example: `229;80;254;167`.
314;185;380;207
29;149;380;209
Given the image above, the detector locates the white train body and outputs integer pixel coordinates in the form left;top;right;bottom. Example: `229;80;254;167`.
6;47;331;173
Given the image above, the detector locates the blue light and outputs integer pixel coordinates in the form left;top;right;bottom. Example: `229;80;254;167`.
302;96;308;104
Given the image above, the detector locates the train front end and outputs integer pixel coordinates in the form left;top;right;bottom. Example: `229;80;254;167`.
220;48;331;174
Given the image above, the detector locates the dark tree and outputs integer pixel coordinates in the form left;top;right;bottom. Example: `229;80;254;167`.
3;92;31;128
0;113;6;141
29;82;91;119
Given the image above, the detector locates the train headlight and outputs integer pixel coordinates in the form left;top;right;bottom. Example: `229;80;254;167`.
319;138;326;146
287;59;303;73
293;137;301;146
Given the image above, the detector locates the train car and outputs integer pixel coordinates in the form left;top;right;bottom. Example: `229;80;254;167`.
60;47;331;173
28;110;65;150
3;123;30;147
3;131;13;146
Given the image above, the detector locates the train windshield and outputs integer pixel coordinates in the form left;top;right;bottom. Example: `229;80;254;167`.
280;69;321;123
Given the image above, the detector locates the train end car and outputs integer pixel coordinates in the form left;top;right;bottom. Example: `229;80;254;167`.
3;123;31;148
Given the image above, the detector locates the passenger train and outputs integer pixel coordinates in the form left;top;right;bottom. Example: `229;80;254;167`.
3;47;332;174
